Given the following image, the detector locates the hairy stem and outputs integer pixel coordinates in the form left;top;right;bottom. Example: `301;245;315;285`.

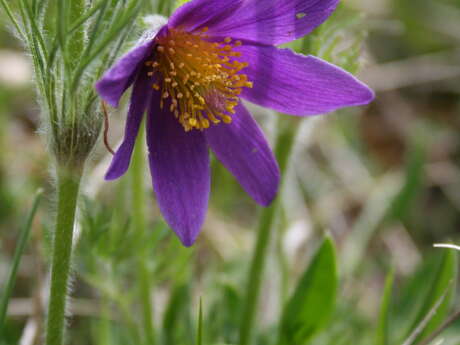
68;0;85;70
239;119;298;345
45;166;82;345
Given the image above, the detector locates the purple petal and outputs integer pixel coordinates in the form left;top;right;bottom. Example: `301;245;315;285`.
170;0;338;46
169;0;241;33
238;45;374;115
146;96;210;247
95;39;156;108
105;73;152;180
205;103;280;206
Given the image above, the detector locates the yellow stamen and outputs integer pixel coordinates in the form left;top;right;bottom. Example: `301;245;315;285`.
146;27;252;131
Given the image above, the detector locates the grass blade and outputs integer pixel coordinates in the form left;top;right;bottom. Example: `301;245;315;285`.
402;285;451;345
196;298;203;345
375;269;395;345
0;189;43;334
405;249;457;344
163;283;193;345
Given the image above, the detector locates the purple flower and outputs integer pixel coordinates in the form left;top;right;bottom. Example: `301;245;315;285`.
96;0;374;247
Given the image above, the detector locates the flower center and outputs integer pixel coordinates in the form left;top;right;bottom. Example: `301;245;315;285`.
145;27;253;131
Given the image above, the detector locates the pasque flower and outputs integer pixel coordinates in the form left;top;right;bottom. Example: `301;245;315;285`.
96;0;374;246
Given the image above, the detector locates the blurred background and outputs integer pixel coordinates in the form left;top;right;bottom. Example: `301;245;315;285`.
0;0;459;344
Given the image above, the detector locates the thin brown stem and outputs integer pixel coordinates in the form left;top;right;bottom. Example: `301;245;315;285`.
101;101;115;155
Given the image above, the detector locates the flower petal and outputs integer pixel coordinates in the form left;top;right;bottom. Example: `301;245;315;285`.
238;45;374;115
169;0;241;32
205;103;279;206
105;74;152;180
170;0;338;45
146;97;210;247
95;39;155;107
213;0;339;45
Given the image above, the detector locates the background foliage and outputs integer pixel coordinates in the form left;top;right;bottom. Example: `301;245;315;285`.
0;0;460;344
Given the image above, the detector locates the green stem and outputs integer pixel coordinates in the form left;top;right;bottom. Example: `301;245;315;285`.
276;216;290;305
45;166;82;345
131;124;156;345
239;119;298;345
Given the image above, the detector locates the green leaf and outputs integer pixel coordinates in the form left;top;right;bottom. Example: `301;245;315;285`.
0;189;43;334
0;0;27;40
71;0;144;91
407;249;457;343
279;236;338;345
375;269;395;345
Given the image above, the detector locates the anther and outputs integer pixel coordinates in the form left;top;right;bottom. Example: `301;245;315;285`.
226;105;236;114
202;118;210;129
222;115;232;124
